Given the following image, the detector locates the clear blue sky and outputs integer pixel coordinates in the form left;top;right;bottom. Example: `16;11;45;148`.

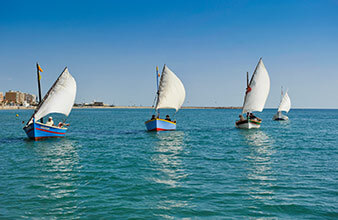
0;0;337;108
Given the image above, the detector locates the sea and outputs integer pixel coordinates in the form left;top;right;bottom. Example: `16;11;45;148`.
0;108;337;219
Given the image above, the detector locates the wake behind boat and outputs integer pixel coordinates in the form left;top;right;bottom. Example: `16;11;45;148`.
236;58;270;129
23;64;77;140
145;65;186;131
273;87;291;120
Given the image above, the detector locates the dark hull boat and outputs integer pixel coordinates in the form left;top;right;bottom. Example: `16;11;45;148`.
235;119;262;129
235;58;270;129
273;88;291;121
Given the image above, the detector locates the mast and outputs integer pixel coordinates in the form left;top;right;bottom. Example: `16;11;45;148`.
156;66;159;93
156;66;160;116
281;86;284;110
36;62;43;123
246;72;249;89
244;71;249;117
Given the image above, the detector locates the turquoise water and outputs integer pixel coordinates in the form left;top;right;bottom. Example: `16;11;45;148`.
0;109;337;219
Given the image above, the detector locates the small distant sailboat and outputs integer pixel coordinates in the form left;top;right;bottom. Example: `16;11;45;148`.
145;65;186;131
236;58;270;129
23;64;77;140
273;87;291;120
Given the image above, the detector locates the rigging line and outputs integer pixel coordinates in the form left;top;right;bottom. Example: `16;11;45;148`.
173;111;177;121
36;63;43;123
150;94;157;115
150;65;160;116
26;67;68;126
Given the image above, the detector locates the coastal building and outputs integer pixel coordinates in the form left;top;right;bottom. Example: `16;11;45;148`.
18;92;24;104
4;90;36;105
79;101;107;107
5;90;22;104
93;101;104;106
24;93;36;105
0;92;3;103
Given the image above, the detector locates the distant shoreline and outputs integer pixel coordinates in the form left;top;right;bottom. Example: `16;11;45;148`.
0;106;241;110
1;106;337;110
73;106;242;109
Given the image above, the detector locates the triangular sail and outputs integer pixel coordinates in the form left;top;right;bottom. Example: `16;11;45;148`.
28;67;77;124
278;91;291;113
242;58;270;114
155;65;186;111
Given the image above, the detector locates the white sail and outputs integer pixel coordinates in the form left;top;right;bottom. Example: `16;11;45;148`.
32;68;77;122
155;65;186;111
242;58;270;114
278;91;291;113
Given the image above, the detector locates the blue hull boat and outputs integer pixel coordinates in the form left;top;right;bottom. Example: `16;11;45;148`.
23;65;76;141
23;120;67;140
145;118;176;131
145;65;185;132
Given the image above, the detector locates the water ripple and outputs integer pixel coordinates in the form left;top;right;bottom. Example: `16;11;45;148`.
0;109;337;218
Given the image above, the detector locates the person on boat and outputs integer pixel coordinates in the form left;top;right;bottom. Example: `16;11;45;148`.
165;115;171;121
151;115;156;120
46;117;54;126
58;122;70;128
249;113;261;121
239;114;245;121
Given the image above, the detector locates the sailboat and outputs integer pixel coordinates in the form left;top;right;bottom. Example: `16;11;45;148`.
273;87;291;120
145;65;186;131
236;58;270;129
23;64;77;140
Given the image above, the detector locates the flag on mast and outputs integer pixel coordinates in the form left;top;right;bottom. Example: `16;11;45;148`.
38;64;43;80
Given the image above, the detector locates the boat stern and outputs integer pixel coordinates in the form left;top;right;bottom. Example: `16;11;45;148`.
23;121;68;140
273;112;289;121
235;119;261;129
145;118;176;131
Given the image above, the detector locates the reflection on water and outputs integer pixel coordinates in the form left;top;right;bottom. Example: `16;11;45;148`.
241;129;274;148
150;131;187;187
277;119;291;129
149;131;190;214
25;138;81;215
240;130;277;201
